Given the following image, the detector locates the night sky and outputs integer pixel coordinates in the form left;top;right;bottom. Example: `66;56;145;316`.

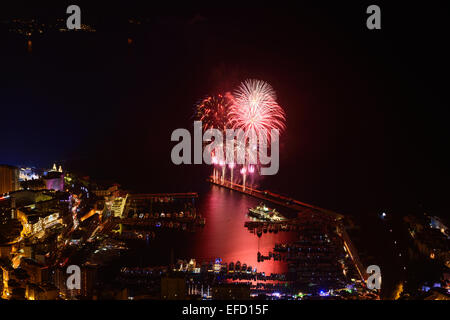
0;2;448;217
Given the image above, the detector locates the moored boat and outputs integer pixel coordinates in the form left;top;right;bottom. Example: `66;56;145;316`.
248;203;284;221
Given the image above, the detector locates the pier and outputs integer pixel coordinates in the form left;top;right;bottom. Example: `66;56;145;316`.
208;177;343;219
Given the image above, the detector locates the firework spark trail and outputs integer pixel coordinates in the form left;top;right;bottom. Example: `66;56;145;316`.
194;80;286;184
194;94;232;131
228;79;286;142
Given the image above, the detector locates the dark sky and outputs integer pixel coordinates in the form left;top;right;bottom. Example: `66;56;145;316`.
0;2;448;216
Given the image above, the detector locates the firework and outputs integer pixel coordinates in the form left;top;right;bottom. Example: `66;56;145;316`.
195;79;286;188
228;163;235;184
240;167;247;190
194;94;232;131
219;159;226;183
228;79;286;141
227;79;286;189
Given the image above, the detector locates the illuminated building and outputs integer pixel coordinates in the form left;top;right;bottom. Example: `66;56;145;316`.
110;195;129;218
30;212;61;235
49;163;62;173
213;258;222;273
43;171;64;192
187;259;197;272
19;167;40;181
0;165;20;195
15;207;62;239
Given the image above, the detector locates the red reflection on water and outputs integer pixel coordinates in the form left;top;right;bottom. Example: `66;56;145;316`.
192;185;295;275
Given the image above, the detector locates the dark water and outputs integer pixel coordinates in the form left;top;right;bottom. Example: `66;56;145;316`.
119;184;295;274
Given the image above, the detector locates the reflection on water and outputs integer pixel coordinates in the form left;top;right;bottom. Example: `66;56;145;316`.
121;185;295;275
192;185;294;274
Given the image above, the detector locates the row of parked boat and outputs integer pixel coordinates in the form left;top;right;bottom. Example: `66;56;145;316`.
119;219;205;230
248;203;285;222
127;211;196;219
245;223;295;237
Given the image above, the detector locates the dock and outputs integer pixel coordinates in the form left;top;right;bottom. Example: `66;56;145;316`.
208;177;343;219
